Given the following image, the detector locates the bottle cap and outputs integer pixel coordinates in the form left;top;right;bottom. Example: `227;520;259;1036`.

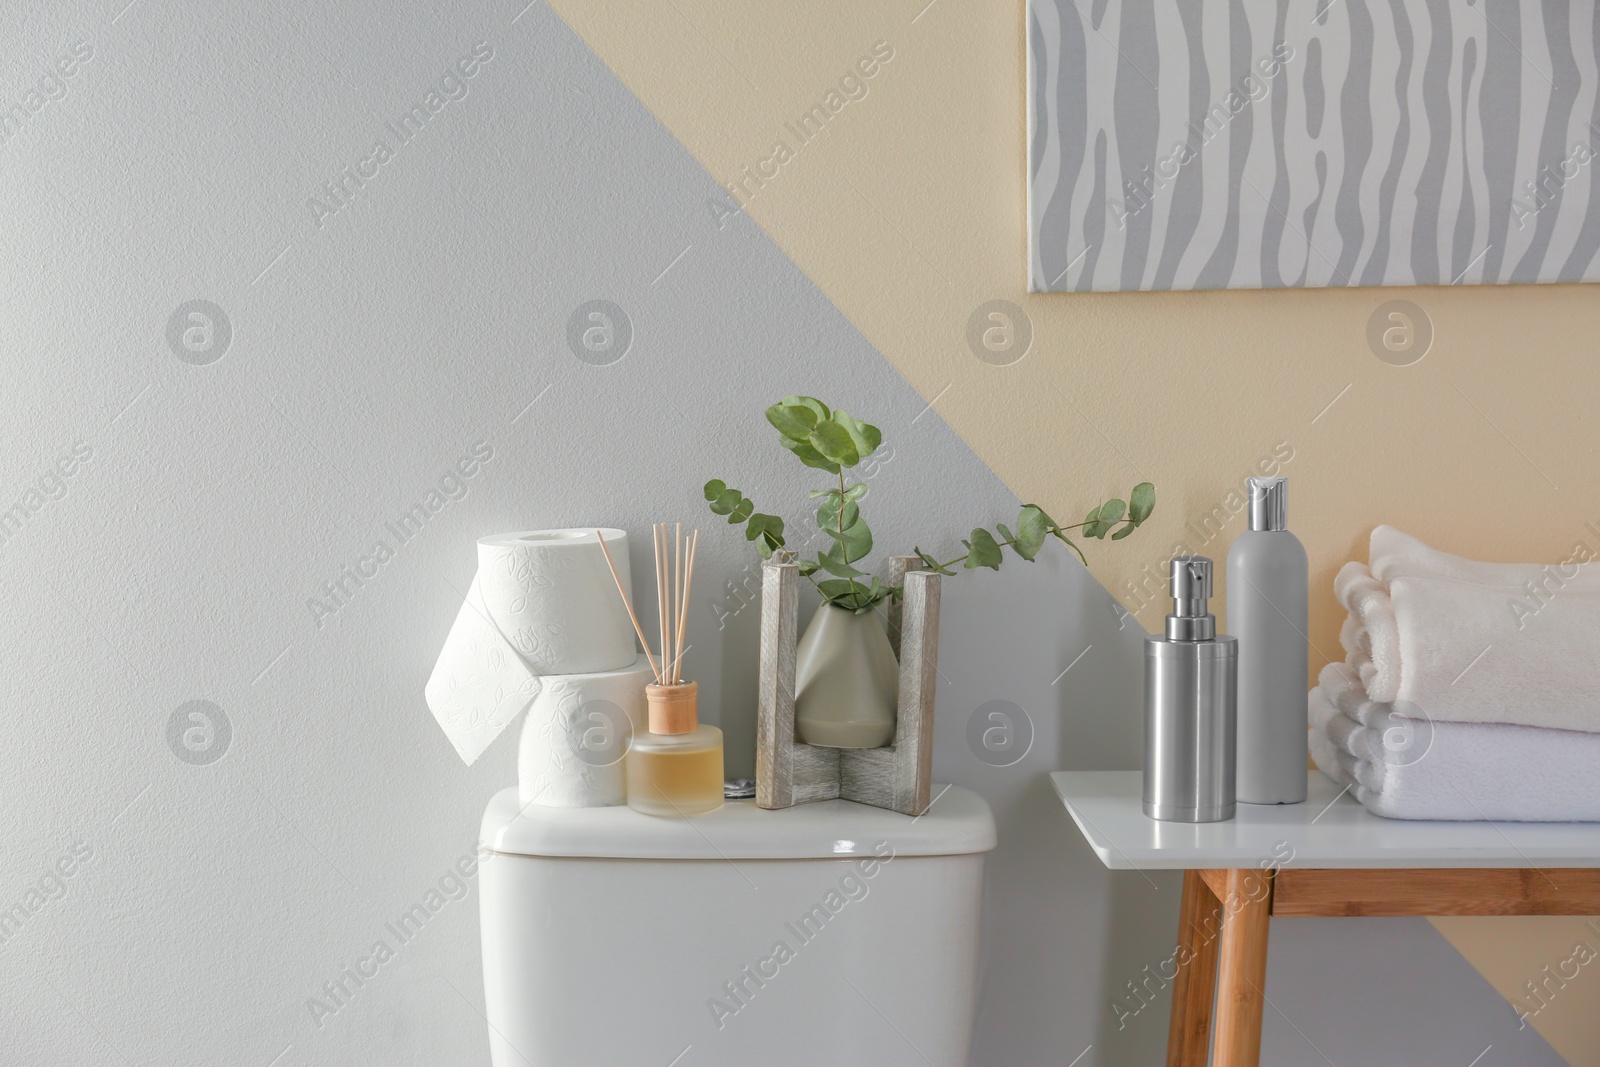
1248;476;1287;532
645;681;698;735
1166;556;1216;641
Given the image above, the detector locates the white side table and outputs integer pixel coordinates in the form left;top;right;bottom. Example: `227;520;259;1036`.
1052;770;1600;1067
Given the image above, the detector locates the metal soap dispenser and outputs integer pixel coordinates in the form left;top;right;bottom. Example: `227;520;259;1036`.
1143;556;1238;822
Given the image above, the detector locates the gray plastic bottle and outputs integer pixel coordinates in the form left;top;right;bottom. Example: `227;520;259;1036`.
1226;477;1309;805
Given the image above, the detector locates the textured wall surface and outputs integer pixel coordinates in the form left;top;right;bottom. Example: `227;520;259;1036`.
0;0;1584;1065
0;2;1151;1063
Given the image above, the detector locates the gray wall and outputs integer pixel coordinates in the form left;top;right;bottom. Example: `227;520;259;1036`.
0;1;1564;1064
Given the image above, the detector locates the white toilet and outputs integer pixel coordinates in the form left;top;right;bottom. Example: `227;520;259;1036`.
478;785;996;1066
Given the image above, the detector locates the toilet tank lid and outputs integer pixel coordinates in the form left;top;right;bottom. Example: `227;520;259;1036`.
479;785;997;860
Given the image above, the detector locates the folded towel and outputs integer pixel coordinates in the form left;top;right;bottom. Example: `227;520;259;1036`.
1369;524;1600;589
1306;670;1364;786
1309;678;1600;821
1315;660;1403;728
1306;717;1342;782
1338;612;1369;658
1333;562;1399;701
1334;544;1600;734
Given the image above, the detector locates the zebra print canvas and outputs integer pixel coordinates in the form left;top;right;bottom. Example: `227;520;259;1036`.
1027;0;1600;292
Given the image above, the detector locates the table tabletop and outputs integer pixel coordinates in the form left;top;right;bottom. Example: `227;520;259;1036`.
1053;770;1600;869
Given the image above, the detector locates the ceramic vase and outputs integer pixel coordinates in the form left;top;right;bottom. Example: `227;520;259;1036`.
794;604;899;748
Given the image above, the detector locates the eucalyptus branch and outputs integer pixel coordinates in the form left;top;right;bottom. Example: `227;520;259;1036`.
923;519;1109;571
705;397;1155;613
837;467;866;607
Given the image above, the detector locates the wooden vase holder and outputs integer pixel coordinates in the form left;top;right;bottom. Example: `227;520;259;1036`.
756;553;941;816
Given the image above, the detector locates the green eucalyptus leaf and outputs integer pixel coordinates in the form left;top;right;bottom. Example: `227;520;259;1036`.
1083;506;1104;539
779;435;840;473
765;402;818;441
730;496;755;523
745;513;784;544
1110;522;1136;540
832;411;882;460
843;483;868;503
781;396;831;422
816;579;860;603
703;478;726;501
825;515;873;562
965;527;1003;570
808;419;860;467
852;585;887;612
1129;482;1155;524
816;498;860;533
709;488;743;516
1014;505;1050;561
816;549;864;579
797;559;821;576
1099;498;1126;526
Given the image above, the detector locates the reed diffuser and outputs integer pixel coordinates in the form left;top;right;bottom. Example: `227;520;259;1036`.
597;524;723;816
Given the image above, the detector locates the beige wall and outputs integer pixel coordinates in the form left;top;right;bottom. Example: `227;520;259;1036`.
549;1;1600;1059
1435;917;1600;1066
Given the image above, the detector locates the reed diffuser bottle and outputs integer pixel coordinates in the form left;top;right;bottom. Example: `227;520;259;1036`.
597;524;724;817
628;681;723;816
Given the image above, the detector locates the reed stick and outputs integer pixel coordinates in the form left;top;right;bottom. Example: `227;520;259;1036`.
672;529;697;685
658;526;669;684
672;524;683;683
593;524;699;689
654;524;668;681
594;530;662;683
662;524;672;677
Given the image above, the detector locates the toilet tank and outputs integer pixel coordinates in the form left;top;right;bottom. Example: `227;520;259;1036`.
478;785;996;1067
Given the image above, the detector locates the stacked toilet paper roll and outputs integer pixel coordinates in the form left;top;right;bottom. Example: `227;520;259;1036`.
517;653;654;807
425;530;640;783
475;529;637;674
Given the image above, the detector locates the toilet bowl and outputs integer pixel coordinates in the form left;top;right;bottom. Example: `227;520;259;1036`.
478;784;996;1066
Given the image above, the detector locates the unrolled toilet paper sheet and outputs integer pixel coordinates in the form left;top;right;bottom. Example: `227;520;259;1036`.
424;576;543;765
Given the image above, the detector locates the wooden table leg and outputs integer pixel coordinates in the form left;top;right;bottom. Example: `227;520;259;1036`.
1212;868;1272;1067
1166;870;1223;1067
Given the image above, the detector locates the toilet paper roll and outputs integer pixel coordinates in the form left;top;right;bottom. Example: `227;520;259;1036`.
518;654;654;807
477;529;636;676
425;528;637;765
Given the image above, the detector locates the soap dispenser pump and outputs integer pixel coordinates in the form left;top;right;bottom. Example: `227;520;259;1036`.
1143;556;1237;822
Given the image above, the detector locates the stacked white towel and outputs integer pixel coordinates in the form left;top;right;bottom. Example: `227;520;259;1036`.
1312;526;1600;821
1309;663;1600;820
